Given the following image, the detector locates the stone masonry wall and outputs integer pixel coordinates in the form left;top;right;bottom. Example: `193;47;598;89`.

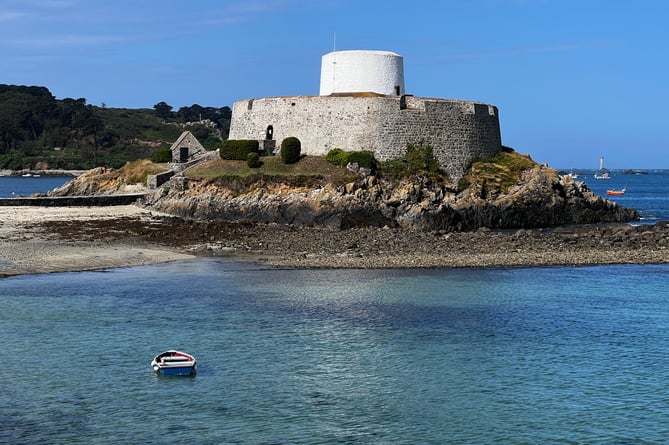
229;95;501;181
0;194;146;206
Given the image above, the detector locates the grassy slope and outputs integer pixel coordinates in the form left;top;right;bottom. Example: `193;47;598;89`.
459;150;537;192
86;150;539;198
185;156;358;187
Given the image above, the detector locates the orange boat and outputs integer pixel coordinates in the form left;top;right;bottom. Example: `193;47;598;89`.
606;188;626;196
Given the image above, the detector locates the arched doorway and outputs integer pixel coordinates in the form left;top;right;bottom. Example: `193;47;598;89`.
266;125;274;140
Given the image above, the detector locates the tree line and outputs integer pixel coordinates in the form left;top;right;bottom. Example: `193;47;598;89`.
0;84;231;170
152;101;231;126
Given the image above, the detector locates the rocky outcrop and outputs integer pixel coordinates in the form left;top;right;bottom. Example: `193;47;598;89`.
434;166;636;230
46;161;164;197
142;164;638;231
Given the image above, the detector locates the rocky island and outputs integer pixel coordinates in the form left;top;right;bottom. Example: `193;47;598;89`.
0;150;654;275
2;49;665;277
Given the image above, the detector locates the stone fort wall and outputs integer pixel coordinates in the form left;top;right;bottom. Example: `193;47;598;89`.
228;95;502;181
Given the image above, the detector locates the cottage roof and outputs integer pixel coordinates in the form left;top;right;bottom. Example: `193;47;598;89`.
169;130;205;152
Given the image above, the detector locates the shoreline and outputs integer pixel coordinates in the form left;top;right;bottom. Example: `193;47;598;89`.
0;205;667;278
0;169;85;177
0;206;194;278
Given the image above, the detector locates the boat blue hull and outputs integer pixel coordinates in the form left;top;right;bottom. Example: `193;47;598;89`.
156;366;196;376
151;350;197;376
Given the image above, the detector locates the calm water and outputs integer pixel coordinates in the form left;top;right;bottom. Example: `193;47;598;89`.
1;172;669;443
0;175;71;198
1;260;669;444
579;170;669;224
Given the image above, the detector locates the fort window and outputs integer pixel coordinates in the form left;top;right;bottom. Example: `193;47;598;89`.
395;85;401;96
266;125;274;140
247;99;254;110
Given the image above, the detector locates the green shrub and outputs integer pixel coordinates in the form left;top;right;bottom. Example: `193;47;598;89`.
220;139;259;160
376;158;407;178
326;148;348;167
152;146;172;163
377;143;445;179
246;152;261;168
203;135;222;150
457;150;536;192
280;137;301;164
326;148;376;171
457;176;471;191
405;143;440;174
345;150;376;169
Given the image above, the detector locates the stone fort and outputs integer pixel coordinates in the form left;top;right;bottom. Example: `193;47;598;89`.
228;50;502;181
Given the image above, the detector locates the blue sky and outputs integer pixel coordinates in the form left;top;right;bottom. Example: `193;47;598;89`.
1;0;667;169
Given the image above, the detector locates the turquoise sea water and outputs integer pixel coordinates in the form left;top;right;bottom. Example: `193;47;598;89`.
1;172;668;443
1;260;669;444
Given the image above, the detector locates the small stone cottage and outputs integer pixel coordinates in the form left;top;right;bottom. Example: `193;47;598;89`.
170;130;206;163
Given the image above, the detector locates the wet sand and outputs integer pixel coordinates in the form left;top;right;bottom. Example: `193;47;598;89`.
0;206;194;277
0;205;667;278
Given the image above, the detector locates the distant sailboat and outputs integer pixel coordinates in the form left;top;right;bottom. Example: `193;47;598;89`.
594;156;610;179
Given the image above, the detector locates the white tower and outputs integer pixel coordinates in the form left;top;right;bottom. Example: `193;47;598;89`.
319;50;405;96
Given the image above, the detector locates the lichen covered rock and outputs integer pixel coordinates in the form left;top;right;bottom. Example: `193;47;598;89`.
142;164;637;231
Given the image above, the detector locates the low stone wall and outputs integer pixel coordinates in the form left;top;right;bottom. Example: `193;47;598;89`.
147;171;175;188
168;150;220;174
0;194;147;207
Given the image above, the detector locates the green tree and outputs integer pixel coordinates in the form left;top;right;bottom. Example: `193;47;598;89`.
178;104;204;122
153;101;174;120
153;146;172;163
0;83;232;170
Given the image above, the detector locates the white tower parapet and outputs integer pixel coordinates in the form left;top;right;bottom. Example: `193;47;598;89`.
319;50;405;96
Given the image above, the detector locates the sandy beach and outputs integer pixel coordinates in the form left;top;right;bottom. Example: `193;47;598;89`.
0;204;667;278
0;206;194;277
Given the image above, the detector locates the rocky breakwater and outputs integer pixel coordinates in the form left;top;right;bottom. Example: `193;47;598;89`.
143;164;637;231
